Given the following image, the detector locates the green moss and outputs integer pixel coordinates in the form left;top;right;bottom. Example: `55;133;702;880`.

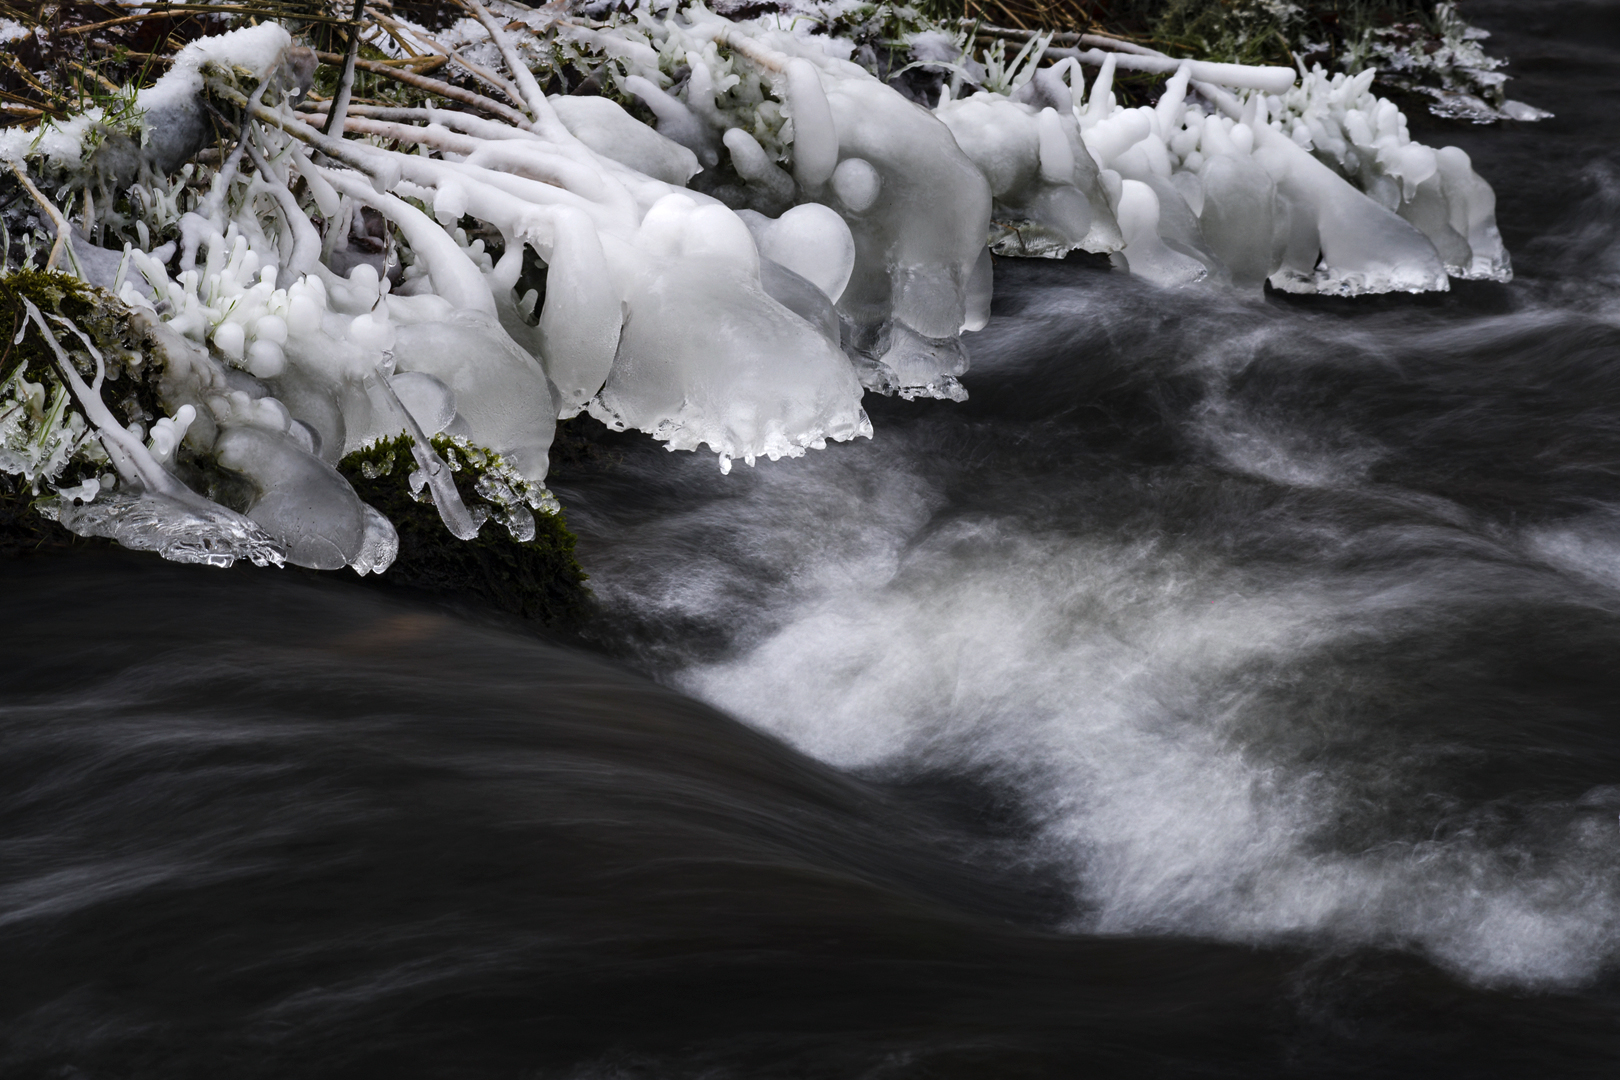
0;268;154;394
339;434;591;627
0;269;161;498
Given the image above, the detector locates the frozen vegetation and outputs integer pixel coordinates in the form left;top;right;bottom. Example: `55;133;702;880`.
0;1;1519;573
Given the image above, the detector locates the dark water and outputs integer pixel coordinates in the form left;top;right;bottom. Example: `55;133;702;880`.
6;2;1620;1075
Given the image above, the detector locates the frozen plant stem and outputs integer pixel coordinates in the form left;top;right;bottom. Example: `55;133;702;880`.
22;300;180;496
371;373;483;540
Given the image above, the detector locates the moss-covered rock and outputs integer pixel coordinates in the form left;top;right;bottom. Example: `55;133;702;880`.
339;434;591;627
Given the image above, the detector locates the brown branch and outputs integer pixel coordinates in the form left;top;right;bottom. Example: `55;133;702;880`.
8;164;73;273
313;50;530;126
60;5;357;36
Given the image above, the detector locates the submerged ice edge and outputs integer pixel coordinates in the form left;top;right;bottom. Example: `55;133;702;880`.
0;3;1511;571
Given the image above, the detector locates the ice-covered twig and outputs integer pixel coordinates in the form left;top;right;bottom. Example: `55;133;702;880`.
243;140;322;280
324;0;368;139
1050;47;1295;93
210;80;398;186
198;77;271;227
23;299;187;498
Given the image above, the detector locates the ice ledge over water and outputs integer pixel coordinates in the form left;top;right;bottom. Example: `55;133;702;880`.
0;5;1520;570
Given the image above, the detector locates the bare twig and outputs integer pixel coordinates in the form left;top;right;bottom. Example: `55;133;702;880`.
7;164;76;275
61;4;356;35
68;60;124;97
313;50;531;126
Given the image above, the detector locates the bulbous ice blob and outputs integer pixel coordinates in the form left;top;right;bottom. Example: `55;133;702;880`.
639;192;700;258
1114;179;1207;287
938;90;1120;258
589;255;869;467
392;311;557;482
212;320;245;362
347;309;395;352
246;339;286;379
1198;154;1280;290
753;204;856;303
550;94;701;186
254;313;288;345
684;203;759;267
831;157;881;213
213;423;369;570
817;76;991;393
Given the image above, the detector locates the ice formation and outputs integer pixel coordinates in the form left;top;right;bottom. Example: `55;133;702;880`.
0;3;1516;572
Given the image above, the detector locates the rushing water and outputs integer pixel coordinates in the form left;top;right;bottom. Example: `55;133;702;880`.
5;2;1620;1075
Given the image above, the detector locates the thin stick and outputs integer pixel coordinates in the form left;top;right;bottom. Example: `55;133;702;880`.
374;7;526;105
61;5;355;35
8;163;74;274
68;60;123;96
313;50;531;126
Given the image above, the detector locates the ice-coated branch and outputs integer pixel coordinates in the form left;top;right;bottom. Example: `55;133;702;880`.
244;140;322;280
323;0;368;139
0;5;1517;576
24;300;187;497
212;80;400;188
368;7;526;110
1050;47;1296;93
